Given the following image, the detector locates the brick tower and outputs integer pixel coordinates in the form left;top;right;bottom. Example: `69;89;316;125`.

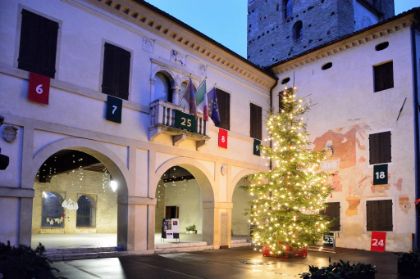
247;0;395;67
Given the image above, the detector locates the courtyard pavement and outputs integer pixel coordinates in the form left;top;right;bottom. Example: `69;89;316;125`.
52;246;417;279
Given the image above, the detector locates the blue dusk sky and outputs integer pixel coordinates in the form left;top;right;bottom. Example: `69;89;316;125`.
145;0;420;57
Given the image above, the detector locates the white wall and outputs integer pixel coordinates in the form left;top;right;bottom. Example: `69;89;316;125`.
275;27;416;251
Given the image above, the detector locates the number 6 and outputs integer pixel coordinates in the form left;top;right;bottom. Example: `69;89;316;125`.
36;84;43;95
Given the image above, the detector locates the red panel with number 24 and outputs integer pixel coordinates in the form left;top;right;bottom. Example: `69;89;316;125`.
370;231;386;252
28;72;50;105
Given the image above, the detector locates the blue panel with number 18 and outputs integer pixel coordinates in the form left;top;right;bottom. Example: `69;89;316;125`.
106;95;122;123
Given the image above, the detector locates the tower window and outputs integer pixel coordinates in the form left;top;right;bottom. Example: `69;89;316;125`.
373;61;394;92
293;21;303;41
283;0;293;19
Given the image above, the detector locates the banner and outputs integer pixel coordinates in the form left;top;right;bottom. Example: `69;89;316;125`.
28;72;50;104
106;95;122;123
218;128;228;149
370;231;386;252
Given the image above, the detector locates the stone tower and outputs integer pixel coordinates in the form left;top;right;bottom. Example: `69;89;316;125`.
247;0;395;67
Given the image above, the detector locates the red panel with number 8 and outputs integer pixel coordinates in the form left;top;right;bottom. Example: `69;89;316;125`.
370;231;386;252
28;72;50;105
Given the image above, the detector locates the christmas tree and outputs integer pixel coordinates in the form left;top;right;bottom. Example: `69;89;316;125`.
249;87;331;256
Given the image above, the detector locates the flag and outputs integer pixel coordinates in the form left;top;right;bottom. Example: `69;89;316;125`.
207;87;220;126
196;79;209;121
186;78;197;116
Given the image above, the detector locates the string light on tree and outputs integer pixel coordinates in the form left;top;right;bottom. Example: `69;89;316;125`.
249;87;332;256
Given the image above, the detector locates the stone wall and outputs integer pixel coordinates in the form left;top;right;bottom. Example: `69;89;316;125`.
32;169;118;234
247;0;394;67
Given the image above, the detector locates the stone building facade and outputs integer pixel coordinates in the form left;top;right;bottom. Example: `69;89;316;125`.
247;0;395;67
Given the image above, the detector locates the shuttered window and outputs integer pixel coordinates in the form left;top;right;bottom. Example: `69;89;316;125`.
250;103;262;140
373;61;394;92
102;43;131;100
216;89;230;130
279;91;285;112
366;200;393;231
322;202;340;231
369;131;391;164
18;9;59;78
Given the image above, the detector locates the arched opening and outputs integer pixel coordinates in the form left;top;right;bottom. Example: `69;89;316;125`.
283;0;293;19
31;148;128;250
293;20;303;41
231;175;254;246
153;71;173;103
154;163;214;247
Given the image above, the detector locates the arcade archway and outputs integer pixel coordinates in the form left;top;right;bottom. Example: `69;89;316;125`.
31;146;128;250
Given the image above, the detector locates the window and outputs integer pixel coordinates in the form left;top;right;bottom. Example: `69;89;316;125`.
76;195;95;227
373;61;394;92
369;131;391;164
250;103;262;140
18;9;59;78
102;43;131;100
216;89;230;130
366;200;393;231
165;206;179;219
293;21;303;41
153;72;172;102
375;42;389;51
322;62;333;70
322;202;340;231
41;192;64;228
283;0;293;19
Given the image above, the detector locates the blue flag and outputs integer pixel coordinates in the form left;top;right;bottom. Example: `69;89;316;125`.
207;87;220;126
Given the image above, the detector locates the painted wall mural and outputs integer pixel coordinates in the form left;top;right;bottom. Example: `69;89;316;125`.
313;124;409;217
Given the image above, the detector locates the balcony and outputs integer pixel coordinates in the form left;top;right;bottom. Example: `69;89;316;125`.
149;100;209;149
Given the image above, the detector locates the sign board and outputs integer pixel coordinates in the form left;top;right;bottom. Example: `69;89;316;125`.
323;232;335;248
161;218;180;240
373;164;388;185
218;128;228;149
174;110;196;133
28;72;50;105
370;231;386;252
105;95;122;123
253;139;261;156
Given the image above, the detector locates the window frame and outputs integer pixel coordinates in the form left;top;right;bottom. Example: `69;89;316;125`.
369;131;391;165
250;103;262;140
17;8;60;78
373;61;394;92
366;199;393;231
322;202;341;231
101;41;132;100
215;88;231;130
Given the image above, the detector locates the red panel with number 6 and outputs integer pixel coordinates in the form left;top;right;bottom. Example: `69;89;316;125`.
28;72;50;105
370;231;386;252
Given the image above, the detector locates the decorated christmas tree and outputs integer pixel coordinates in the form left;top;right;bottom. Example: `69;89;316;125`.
249;87;331;256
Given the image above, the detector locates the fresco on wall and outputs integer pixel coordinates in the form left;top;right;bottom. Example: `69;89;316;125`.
313;124;406;217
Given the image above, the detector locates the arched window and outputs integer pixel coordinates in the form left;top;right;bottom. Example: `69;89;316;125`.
77;195;96;227
153;72;173;102
283;0;293;19
41;192;64;228
293;21;303;41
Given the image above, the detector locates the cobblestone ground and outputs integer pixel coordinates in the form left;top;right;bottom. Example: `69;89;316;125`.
53;246;415;279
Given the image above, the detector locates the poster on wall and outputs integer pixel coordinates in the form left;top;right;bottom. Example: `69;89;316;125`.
161;218;180;240
322;232;335;249
373;164;388;185
105;95;122;123
28;72;50;105
218;128;228;149
253;139;261;156
370;231;386;252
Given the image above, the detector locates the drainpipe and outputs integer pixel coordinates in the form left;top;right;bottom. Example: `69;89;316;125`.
410;24;420;251
269;77;279;170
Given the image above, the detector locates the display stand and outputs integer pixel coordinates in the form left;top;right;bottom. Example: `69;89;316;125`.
161;218;180;242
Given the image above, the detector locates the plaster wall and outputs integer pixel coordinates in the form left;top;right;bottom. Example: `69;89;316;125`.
31;169;118;234
274;27;416;251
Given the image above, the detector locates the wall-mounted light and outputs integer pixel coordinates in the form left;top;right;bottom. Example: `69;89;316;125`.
110;180;119;192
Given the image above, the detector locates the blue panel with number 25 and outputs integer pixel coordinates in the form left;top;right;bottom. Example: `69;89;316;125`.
106;95;122;123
